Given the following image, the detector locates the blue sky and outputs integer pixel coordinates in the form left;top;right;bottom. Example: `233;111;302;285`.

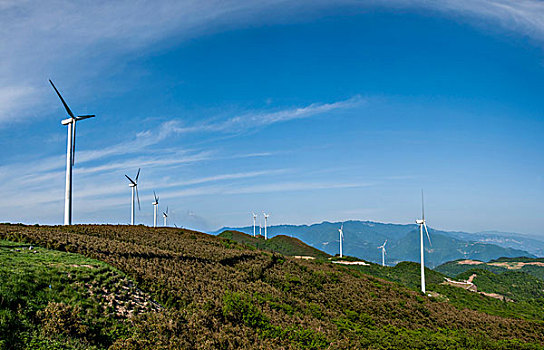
0;1;543;235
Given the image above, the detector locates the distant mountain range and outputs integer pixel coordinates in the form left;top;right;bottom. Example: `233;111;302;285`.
215;221;542;268
446;230;544;257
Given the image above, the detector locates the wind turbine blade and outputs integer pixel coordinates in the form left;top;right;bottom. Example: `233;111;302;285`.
71;120;76;165
166;206;168;214
421;189;425;221
125;175;136;185
136;186;141;210
424;223;432;246
135;168;141;183
153;191;157;202
76;115;95;120
49;80;74;118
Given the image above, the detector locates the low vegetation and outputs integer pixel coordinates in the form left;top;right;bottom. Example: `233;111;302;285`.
339;258;544;322
218;230;330;259
0;239;159;349
1;224;544;349
435;257;544;280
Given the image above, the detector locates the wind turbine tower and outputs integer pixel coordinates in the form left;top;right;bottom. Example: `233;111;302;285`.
49;80;95;225
125;169;141;225
252;212;257;237
163;207;169;227
338;224;344;258
152;191;159;228
416;190;432;293
263;213;269;240
378;240;387;266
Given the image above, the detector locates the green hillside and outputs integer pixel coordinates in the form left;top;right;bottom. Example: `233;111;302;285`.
0;239;159;349
218;230;330;259
241;241;544;323
357;261;446;291
456;269;544;302
436;257;544;280
351;261;544;322
2;224;544;349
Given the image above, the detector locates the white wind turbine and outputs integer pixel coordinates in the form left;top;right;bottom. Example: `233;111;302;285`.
338;223;344;258
416;190;432;293
152;191;159;228
252;212;257;237
263;213;269;240
49;80;95;225
163;206;169;227
125;169;141;225
378;240;387;266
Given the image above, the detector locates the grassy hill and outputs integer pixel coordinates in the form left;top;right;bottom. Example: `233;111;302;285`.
218;230;330;259
436;257;544;280
455;269;544;303
2;224;544;349
344;260;544;322
0;239;159;349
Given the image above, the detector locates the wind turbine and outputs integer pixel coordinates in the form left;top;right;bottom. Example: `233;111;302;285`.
252;212;257;237
416;190;432;293
378;240;387;266
263;213;269;240
259;214;262;236
125;169;141;225
163;207;169;226
152;191;159;228
49;80;95;225
338;224;344;258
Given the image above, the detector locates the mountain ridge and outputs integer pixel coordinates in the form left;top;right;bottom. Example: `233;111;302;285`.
215;220;540;267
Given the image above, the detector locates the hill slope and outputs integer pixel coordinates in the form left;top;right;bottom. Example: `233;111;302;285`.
455;269;544;303
218;221;536;267
218;230;330;259
2;224;544;349
218;232;544;322
0;239;160;349
436;257;544;280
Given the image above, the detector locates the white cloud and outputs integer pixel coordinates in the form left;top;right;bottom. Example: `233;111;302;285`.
163;180;374;199
416;0;544;39
168;95;364;135
1;1;543;122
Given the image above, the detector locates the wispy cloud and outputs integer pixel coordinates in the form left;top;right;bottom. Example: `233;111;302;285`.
0;94;354;201
168;95;364;135
156;169;290;191
1;1;543;122
414;0;544;39
163;180;374;199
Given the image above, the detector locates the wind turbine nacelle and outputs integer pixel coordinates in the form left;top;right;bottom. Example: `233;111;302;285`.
415;219;424;225
61;118;73;125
